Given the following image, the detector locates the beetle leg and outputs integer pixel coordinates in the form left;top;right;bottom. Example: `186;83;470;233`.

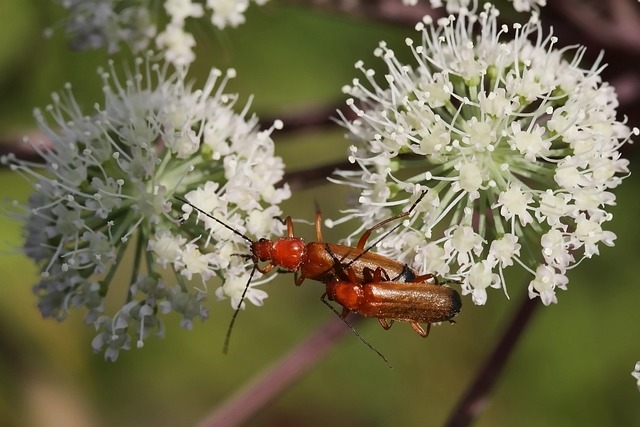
411;322;430;337
372;267;391;282
340;306;351;318
355;191;427;250
315;209;323;242
362;267;374;283
356;212;411;250
285;216;295;237
257;262;276;274
379;318;393;330
345;265;359;283
294;271;306;286
413;273;437;284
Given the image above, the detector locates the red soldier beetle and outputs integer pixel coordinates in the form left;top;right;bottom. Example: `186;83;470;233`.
321;249;461;337
177;191;428;287
175;191;431;351
317;257;460;364
323;260;462;337
324;278;462;337
250;192;430;286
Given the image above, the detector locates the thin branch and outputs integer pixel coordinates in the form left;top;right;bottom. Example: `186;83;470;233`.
195;315;358;427
280;160;355;191
0;132;52;164
287;0;440;27
444;292;540;427
0;104;354;166
611;73;640;106
551;0;640;53
259;103;350;134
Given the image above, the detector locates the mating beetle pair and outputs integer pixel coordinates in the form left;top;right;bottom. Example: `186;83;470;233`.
180;191;461;351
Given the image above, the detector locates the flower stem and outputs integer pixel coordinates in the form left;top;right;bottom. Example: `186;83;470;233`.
444;292;540;427
195;315;355;427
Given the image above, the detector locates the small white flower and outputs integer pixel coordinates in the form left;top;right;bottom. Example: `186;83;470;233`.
572;214;617;258
215;273;269;310
495;184;534;227
528;265;568;305
457;162;484;196
207;0;250;29
184;181;225;216
509;123;551;162
632;362;640;391
444;225;484;267
331;5;633;306
541;228;574;271
92;316;132;362
511;0;547;12
536;190;573;227
148;231;187;267
246;205;283;237
2;54;289;359
462;260;501;305
165;0;205;24
489;234;521;268
179;243;218;282
155;23;197;66
415;242;450;276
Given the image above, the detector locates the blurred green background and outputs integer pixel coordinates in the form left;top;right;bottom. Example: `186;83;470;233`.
1;1;639;426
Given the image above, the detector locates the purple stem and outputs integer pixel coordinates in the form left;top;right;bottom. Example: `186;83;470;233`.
444;293;540;427
195;315;356;427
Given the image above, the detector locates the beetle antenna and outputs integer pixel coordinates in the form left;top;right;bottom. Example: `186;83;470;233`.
346;190;428;269
223;264;259;354
175;196;254;245
321;296;392;368
321;243;352;281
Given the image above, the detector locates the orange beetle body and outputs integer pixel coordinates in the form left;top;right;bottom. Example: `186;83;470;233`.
248;195;427;286
297;241;415;285
179;192;461;351
251;237;307;272
325;279;462;337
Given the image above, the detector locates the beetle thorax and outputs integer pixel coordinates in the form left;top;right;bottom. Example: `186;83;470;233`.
272;237;306;271
326;281;362;310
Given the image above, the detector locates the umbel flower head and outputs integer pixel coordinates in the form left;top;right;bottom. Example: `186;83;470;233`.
54;0;270;65
2;53;290;360
331;5;634;306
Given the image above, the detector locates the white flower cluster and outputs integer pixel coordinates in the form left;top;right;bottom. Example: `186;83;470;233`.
55;0;270;65
55;0;156;53
157;0;271;65
2;54;289;360
332;5;634;305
